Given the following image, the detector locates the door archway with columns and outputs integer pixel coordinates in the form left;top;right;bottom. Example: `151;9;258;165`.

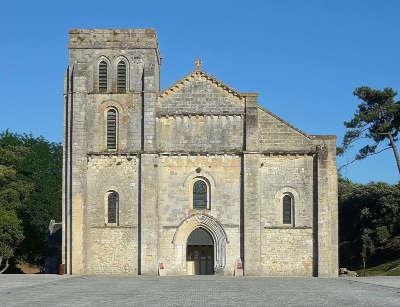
172;214;228;274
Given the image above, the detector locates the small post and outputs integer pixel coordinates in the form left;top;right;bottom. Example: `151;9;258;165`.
234;258;244;276
194;58;202;71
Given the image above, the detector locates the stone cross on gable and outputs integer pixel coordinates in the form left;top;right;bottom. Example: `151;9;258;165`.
195;58;202;70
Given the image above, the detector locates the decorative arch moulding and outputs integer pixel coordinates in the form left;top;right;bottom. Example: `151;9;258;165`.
171;213;229;269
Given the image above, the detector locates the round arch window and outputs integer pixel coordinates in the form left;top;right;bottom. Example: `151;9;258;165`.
193;180;208;209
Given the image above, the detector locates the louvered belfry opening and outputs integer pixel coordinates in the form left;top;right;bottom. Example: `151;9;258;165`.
117;61;127;93
107;191;118;224
283;194;292;224
98;61;108;92
107;109;117;150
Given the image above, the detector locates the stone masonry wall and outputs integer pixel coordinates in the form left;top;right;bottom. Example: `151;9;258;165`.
257;107;314;151
258;155;314;276
85;155;138;274
261;228;313;276
156;72;244;152
156;115;243;152
260;155;314;227
86;94;141;153
157;155;241;275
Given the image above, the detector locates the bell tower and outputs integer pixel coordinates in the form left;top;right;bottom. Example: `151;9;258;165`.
63;29;161;274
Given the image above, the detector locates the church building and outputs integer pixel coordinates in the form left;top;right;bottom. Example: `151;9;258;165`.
62;29;338;276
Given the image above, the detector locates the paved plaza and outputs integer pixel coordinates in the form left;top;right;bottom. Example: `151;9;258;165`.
0;275;399;306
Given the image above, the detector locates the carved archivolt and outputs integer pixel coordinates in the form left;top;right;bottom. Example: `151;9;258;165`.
172;214;228;268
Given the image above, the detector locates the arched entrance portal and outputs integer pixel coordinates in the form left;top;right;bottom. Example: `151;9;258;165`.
172;214;228;275
186;228;214;275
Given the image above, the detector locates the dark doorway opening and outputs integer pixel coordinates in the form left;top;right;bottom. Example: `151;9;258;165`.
186;228;214;275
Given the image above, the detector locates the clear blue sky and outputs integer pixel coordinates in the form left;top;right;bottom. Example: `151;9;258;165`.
0;0;399;183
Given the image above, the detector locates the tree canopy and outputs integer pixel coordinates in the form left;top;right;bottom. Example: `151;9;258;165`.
339;87;400;172
339;178;400;269
0;131;62;271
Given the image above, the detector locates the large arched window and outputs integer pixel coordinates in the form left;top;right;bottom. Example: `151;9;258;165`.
98;60;108;93
117;61;127;93
283;194;293;225
106;108;117;150
107;191;119;225
193;180;208;209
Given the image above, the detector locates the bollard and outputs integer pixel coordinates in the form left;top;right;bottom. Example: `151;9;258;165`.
158;262;167;276
234;259;243;277
58;263;65;275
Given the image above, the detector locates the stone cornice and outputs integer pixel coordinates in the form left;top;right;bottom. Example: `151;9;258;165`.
156;112;244;118
87;149;318;157
68;29;159;52
264;226;312;229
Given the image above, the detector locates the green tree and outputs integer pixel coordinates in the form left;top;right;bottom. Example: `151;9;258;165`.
0;207;24;273
0;131;62;268
17;135;62;264
339;87;400;173
339;178;400;269
0;140;32;273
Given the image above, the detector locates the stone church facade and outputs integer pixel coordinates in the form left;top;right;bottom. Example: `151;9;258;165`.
62;29;338;277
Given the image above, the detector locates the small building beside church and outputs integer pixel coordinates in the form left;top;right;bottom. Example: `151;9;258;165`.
62;29;338;276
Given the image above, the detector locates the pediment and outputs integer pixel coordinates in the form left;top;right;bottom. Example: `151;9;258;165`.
158;70;245;114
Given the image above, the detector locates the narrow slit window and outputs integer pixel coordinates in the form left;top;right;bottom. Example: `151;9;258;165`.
107;191;118;224
193;180;207;209
107;109;117;150
98;61;108;93
283;195;293;225
117;61;127;93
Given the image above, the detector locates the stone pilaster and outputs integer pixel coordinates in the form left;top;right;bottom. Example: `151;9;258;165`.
143;92;157;151
69;60;88;274
140;153;159;274
243;153;261;275
62;67;70;274
243;93;259;152
317;138;338;277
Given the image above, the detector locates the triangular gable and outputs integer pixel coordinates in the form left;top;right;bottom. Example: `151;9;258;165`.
258;105;311;139
158;70;244;114
257;105;314;150
159;70;242;99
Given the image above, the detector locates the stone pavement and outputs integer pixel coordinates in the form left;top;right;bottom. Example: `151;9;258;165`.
0;275;399;306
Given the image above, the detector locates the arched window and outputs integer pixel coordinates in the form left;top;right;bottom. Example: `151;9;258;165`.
106;108;117;150
107;191;119;224
283;194;293;225
98;60;108;92
193;180;207;209
117;61;127;93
